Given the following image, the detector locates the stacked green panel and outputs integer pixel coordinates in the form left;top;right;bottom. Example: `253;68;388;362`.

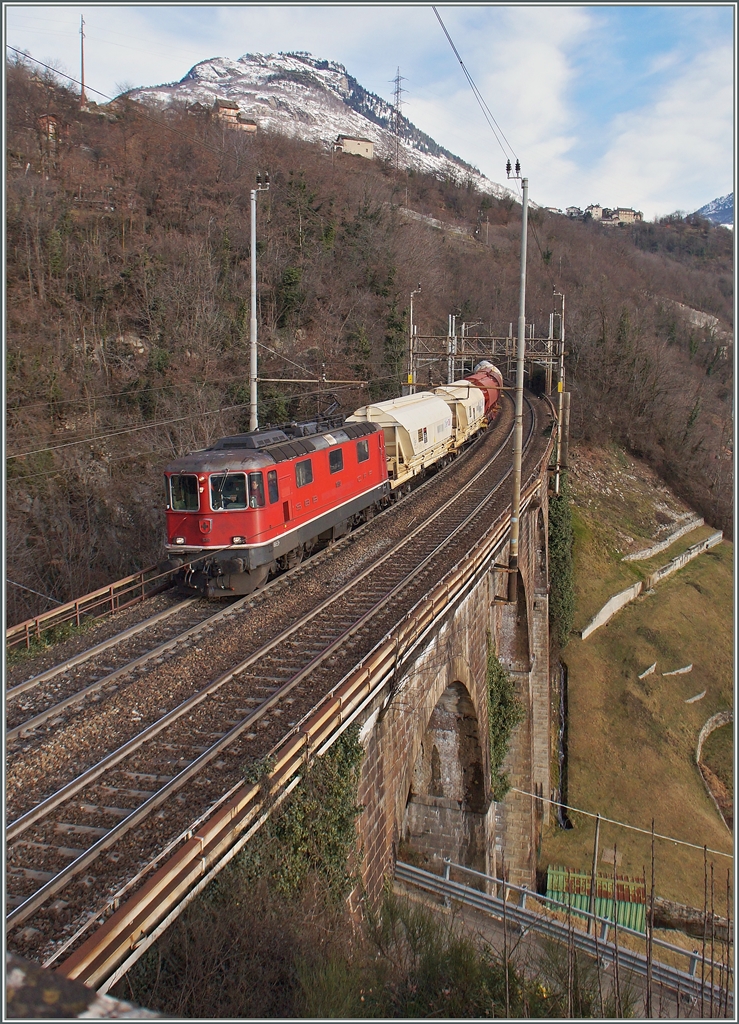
545;865;647;934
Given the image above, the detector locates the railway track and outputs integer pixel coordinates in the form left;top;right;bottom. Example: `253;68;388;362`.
7;394;552;970
6;597;216;741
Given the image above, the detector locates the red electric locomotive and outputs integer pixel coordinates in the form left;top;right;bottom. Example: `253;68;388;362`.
163;421;389;597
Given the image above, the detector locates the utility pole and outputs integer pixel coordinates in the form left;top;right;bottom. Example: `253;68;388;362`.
588;814;601;934
506;161;528;604
79;15;86;108
553;289;566;495
249;172;270;431
447;314;457;384
408;283;421;393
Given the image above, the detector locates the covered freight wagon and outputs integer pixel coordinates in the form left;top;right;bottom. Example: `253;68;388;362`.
433;380;487;448
347;392;453;490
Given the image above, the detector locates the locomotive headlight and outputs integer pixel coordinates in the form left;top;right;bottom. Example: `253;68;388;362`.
174;536;186;545
231;536;245;545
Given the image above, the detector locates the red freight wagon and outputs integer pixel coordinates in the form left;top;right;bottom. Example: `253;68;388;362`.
163;421;388;597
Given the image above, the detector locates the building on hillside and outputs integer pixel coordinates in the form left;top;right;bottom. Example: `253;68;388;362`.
616;206;642;223
335;135;374;159
545;206;563;215
560;203;648;225
213;98;257;132
214;97;239;121
598;207;643;226
581;203;643;225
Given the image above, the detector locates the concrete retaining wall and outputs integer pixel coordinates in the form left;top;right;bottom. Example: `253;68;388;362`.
581;582;643;640
696;709;733;765
623;517;703;562
645;532;723;588
581;532;723;640
695;710;733;833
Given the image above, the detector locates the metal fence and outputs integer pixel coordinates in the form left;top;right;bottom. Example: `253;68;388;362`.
395;860;733;1014
546;864;647;933
6;566;168;651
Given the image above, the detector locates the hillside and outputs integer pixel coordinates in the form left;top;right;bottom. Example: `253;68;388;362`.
541;442;733;917
4;55;733;625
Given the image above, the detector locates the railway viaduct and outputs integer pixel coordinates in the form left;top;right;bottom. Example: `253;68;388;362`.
355;464;550;901
43;410;555;991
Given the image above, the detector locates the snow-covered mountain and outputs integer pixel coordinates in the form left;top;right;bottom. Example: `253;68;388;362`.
127;51;516;201
693;192;734;225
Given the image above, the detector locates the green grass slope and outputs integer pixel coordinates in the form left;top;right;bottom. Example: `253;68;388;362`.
541;445;733;915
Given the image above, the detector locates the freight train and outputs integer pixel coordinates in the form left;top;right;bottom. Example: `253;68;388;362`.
162;362;503;597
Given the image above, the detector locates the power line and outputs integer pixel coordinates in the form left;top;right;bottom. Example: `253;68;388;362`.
432;6;517;163
428;15;559;291
7;580;63;605
8;370;281;413
6;377;396;466
510;788;733;860
7;348;366;415
8;17;216;70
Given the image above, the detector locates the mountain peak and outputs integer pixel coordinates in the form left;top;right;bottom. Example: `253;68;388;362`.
693;192;733;225
129;51;515;201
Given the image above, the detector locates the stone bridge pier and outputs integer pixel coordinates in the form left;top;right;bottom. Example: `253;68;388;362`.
356;493;551;904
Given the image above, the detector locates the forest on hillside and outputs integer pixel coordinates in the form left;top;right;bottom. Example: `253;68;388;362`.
5;57;733;624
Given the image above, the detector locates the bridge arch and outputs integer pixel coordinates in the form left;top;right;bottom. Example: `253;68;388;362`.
398;656;492;874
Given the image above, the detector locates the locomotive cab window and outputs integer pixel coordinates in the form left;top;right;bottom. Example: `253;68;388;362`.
356;439;369;463
248;471;265;508
329;448;344;474
295;459;313;487
169;474;200;511
267;469;279;504
210;473;247;510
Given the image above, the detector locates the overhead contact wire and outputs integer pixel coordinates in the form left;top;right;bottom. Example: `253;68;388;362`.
510;788;733;860
432;7;516;163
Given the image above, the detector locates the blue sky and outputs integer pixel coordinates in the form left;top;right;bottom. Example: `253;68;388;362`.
5;3;735;218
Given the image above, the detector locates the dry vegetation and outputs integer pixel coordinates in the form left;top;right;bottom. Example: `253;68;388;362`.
5;56;733;624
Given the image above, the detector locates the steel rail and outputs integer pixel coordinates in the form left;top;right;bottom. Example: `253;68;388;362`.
394;861;733;1013
6;599;198;700
6;401;525;930
7;594;255;742
58;469;548;990
8;406;517;832
54;408;553;989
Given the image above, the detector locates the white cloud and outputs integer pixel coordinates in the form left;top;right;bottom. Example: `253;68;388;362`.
584;45;734;218
413;7;592;203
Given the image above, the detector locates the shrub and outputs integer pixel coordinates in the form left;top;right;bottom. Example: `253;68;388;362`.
486;634;525;800
549;473;575;647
